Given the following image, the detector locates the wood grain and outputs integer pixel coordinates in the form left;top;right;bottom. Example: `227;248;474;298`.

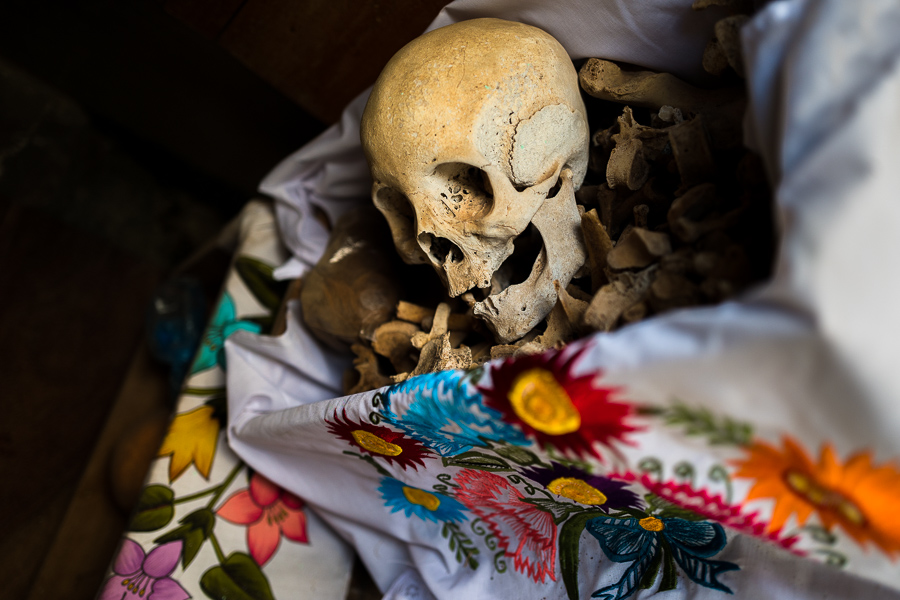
217;0;450;123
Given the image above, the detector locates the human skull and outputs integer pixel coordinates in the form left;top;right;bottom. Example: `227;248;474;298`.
360;18;588;343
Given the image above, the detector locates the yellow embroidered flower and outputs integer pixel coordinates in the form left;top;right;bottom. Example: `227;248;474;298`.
733;436;900;555
158;405;220;481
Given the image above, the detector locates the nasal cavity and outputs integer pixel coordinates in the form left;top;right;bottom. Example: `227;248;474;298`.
418;232;464;265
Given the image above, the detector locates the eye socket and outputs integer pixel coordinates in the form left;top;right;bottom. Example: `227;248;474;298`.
374;186;415;221
430;163;494;221
373;186;428;264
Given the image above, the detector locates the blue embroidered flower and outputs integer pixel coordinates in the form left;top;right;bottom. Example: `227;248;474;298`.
380;370;528;456
585;515;739;599
378;477;467;524
190;292;261;374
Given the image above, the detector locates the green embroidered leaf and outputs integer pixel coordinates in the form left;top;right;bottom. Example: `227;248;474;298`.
652;400;754;447
638;546;663;590
494;444;542;466
442;523;480;569
234;255;287;313
559;511;606;600
442;451;512;472
522;498;586;525
200;552;275;600
659;544;679;591
129;485;174;532
645;494;705;521
155;508;216;568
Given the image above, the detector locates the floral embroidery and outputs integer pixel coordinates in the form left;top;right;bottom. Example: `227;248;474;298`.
586;514;739;600
454;469;558;582
479;345;639;460
378;477;468;523
98;539;189;600
217;473;309;565
158;404;220;482
190;292;261;374
615;471;799;551
381;369;528;456
326;408;433;470
520;463;641;511
732;436;900;555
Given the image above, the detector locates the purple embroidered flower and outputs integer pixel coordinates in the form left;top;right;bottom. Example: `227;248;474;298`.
99;539;190;600
519;462;641;511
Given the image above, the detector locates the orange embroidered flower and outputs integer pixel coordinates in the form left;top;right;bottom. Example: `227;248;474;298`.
733;436;900;555
479;345;639;460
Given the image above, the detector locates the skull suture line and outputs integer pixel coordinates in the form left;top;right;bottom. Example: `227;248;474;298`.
361;18;589;344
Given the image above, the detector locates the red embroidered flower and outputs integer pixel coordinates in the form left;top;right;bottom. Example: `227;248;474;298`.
479;344;639;460
454;469;557;582
217;473;309;565
326;409;433;470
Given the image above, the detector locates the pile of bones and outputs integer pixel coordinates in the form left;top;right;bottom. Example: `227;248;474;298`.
297;4;775;395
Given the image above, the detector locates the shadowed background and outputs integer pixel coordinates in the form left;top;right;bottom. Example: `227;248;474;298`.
0;0;447;598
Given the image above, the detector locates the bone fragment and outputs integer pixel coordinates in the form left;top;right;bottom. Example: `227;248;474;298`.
607;137;649;190
373;321;420;373
607;228;672;270
634;204;650;229
668;183;748;243
490;345;518;360
581;208;614;292
411;302;452;349
703;39;730;77
692;0;753;11
621;301;648;324
556;281;590;326
668;116;716;190
396;301;433;325
409;333;474;377
649;271;700;312
300;206;401;350
714;15;750;78
345;343;392;395
583;267;656;332
579;58;745;149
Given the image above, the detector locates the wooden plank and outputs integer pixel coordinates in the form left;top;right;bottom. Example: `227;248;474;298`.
26;344;170;600
0;206;161;600
218;0;450;123
164;0;248;39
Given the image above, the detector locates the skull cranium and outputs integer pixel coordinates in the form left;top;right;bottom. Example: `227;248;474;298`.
361;18;589;343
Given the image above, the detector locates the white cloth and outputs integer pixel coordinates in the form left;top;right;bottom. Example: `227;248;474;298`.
228;0;900;598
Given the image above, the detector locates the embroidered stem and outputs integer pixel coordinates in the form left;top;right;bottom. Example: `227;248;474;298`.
638;457;664;480
673;461;695;486
707;464;734;504
208;531;227;564
208;463;244;509
182;386;227;397
343;451;391;477
442;522;480;569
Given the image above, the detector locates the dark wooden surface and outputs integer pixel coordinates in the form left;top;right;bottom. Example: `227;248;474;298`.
0;2;453;598
0;204;163;600
166;0;451;123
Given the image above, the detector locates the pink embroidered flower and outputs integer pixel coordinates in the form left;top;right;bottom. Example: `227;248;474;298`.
217;473;309;565
454;469;557;582
99;539;189;600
